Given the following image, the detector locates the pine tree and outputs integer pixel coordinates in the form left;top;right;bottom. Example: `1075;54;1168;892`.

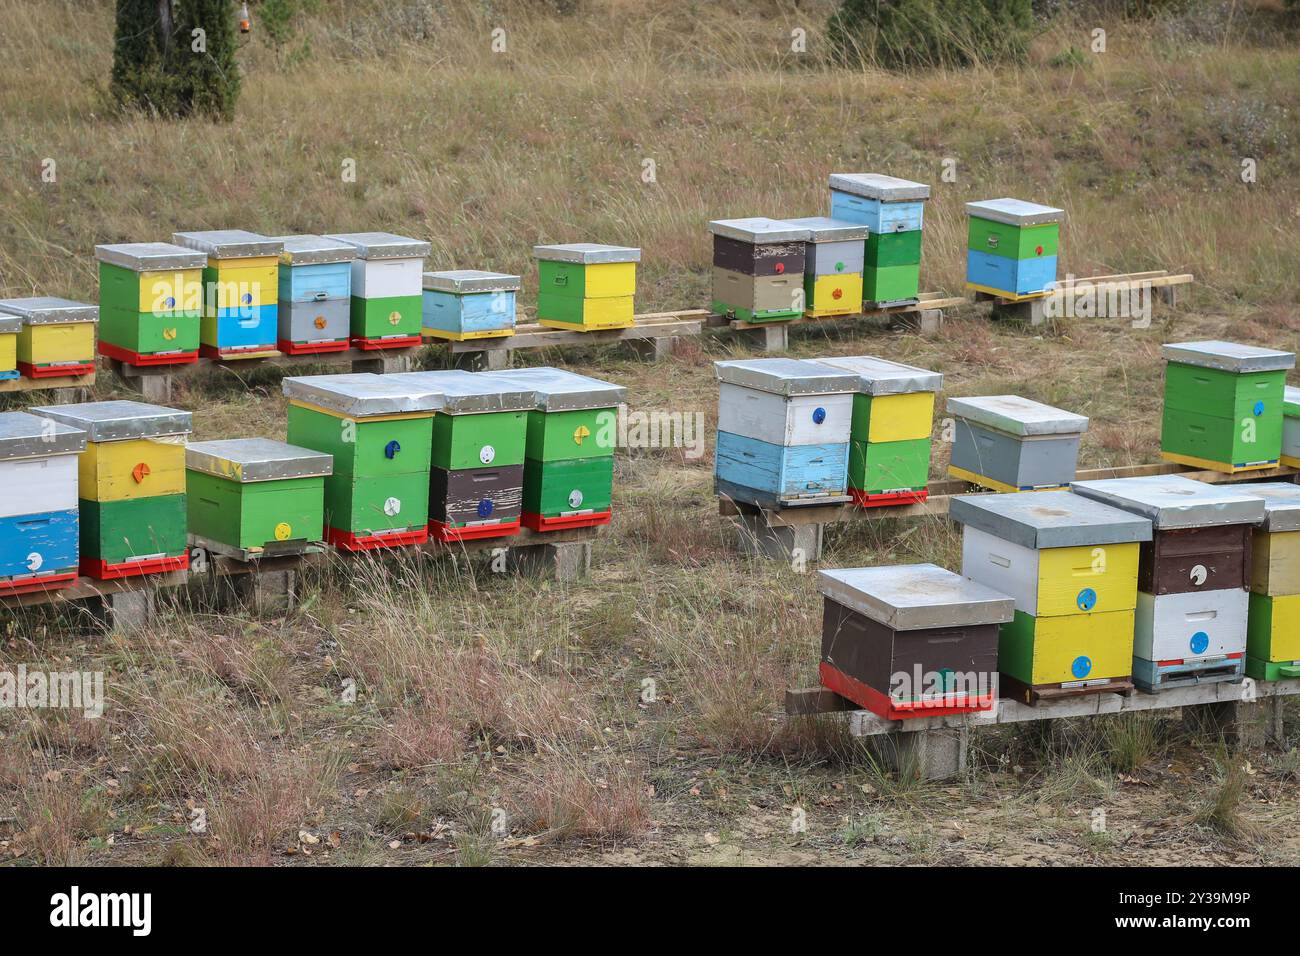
172;0;242;120
109;0;180;113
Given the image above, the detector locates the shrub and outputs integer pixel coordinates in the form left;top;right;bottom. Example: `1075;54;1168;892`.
828;0;1036;70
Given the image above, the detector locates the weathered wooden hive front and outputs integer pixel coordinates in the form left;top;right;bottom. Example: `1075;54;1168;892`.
422;270;520;341
947;395;1088;493
708;219;806;323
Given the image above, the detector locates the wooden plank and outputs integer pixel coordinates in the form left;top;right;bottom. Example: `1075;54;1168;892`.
413;523;602;555
723;295;968;332
110;346;420;379
0;569;190;610
785;687;857;716
444;312;706;354
0;371;96;392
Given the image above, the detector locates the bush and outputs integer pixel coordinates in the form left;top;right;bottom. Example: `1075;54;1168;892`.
828;0;1036;70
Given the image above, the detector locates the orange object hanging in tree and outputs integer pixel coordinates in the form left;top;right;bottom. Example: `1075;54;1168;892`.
239;2;251;33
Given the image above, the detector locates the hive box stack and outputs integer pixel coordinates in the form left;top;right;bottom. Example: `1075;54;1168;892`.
30;401;192;579
533;244;638;332
324;233;430;349
951;491;1152;703
818;564;1012;720
0;412;86;595
828;174;929;308
172;230;282;360
0;297;97;379
268;235;356;355
186;439;332;558
491;367;626;531
1159;341;1295;474
1282;387;1300;469
817;356;941;507
388;371;535;543
1241;483;1300;681
422;271;520;341
95;243;206;366
948;395;1088;493
1072;475;1264;692
283;374;439;551
782;217;866;318
708;219;805;323
713;358;856;509
0;313;20;381
964;199;1063;300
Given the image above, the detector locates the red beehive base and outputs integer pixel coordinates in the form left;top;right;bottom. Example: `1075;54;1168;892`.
819;662;995;721
277;339;350;356
428;519;521;543
98;342;200;367
851;488;928;508
0;572;78;596
351;335;422;351
521;510;611;532
19;361;96;379
325;525;428;552
81;553;189;580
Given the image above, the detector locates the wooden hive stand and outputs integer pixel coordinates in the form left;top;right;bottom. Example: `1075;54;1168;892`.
976;270;1195;326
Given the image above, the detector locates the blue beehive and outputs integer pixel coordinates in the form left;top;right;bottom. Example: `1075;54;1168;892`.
422;271;520;341
268;235;355;355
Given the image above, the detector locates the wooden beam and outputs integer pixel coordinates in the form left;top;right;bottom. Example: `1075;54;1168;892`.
0;372;95;392
785;687;858;715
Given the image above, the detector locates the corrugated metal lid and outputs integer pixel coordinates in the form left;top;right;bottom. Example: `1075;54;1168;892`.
0;297;98;325
818;563;1014;630
186;438;333;482
531;243;641;264
1285;385;1300;417
95;242;208;271
827;173;931;202
323;232;431;260
422;270;521;294
172;230;283;258
949;490;1153;550
707;218;808;244
947;395;1088;436
488;366;626;411
965;198;1064;226
815;355;942;395
0;411;86;460
781;216;868;242
1161;340;1295;373
713;358;857;396
1238;481;1300;533
28;400;192;441
268;235;357;266
385;370;537;414
282;373;442;417
1070;474;1265;530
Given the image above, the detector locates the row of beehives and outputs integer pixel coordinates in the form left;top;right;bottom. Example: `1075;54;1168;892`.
817;474;1300;718
0;367;623;597
708;172;1063;323
92;231;644;367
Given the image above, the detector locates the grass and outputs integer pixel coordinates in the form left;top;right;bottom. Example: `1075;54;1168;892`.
0;0;1298;866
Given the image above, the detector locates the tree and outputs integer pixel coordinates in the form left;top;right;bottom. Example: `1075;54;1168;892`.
173;0;242;120
109;0;179;114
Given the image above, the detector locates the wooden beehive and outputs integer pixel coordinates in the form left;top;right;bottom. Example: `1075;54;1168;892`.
533;244;638;331
324;232;430;349
951;490;1152;702
0;313;20;380
828;173;930;307
1282;386;1300;469
267;235;356;355
172;230;283;359
1072;475;1264;691
948;395;1088;493
781;217;867;317
0;412;86;595
708;219;806;323
421;270;520;341
94;242;206;366
713;358;856;509
1239;482;1300;680
964;199;1063;300
186;438;332;556
282;373;440;551
1159;340;1295;474
29;401;192;579
0;297;98;379
818;563;1013;720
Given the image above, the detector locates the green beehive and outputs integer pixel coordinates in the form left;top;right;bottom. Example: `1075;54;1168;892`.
1159;341;1295;474
95;242;206;366
186;438;332;556
283;373;440;551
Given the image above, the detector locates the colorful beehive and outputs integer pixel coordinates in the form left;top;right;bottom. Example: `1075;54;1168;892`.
0;312;20;380
0;297;97;379
828;173;929;308
29;401;192;579
817;355;941;507
533;244;639;331
489;366;626;531
818;564;1012;720
947;395;1088;493
282;374;439;551
1071;475;1264;692
0;412;86;595
422;270;520;341
185;439;332;557
782;217;867;318
1159;340;1294;474
1282;387;1300;469
708;219;806;323
713;358;856;509
951;490;1152;703
964;199;1063;300
267;235;356;355
94;242;205;366
1241;482;1300;681
171;230;282;360
324;232;430;349
387;370;536;542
